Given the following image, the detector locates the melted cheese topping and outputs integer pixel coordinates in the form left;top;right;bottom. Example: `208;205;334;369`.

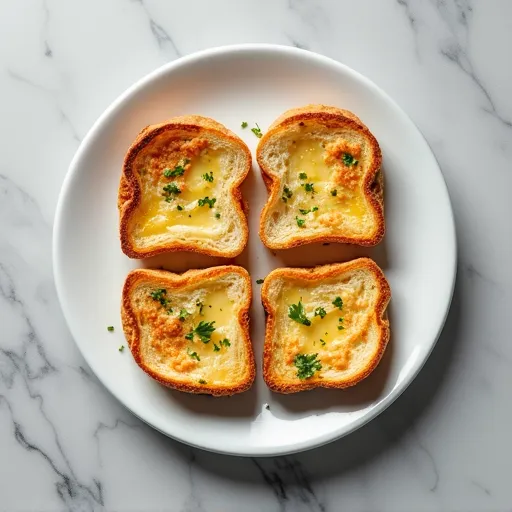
132;140;226;239
277;280;372;379
284;139;367;226
139;283;243;385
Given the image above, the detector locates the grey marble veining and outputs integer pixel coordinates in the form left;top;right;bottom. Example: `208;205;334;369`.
0;1;511;511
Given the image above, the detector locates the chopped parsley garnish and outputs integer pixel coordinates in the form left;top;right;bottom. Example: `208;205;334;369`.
256;279;264;284
241;121;248;128
196;301;204;315
320;339;326;346
299;172;307;180
331;189;338;196
150;288;169;307
198;379;207;384
314;307;326;319
294;353;322;380
107;326;114;332
332;296;343;310
163;160;189;178
282;186;293;203
219;338;231;348
178;309;189;321
299;206;318;215
118;345;124;352
162;182;181;201
296;216;306;228
202;171;214;182
251;123;263;138
215;212;221;219
186;320;216;343
198;196;216;208
338;318;345;330
288;301;311;326
187;348;200;361
213;343;220;352
177;205;183;211
342;153;358;166
301;182;315;193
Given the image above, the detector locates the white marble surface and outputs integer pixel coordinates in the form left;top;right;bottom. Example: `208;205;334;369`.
0;0;511;510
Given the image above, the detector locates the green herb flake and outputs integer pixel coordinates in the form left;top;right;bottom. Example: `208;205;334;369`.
314;307;326;319
294;353;322;380
202;171;214;183
213;343;220;352
342;153;358;167
296;216;306;228
178;309;190;322
301;182;315;193
187;348;200;361
251;123;263;138
198;379;207;384
331;189;338;197
163;159;189;178
150;288;169;308
198;196;216;208
220;338;231;348
177;205;183;211
196;301;204;315
107;326;114;332
241;121;248;128
215;212;221;219
332;296;343;310
299;206;318;215
338;318;345;330
118;345;124;352
282;186;293;203
320;339;326;346
288;301;311;326
299;172;308;180
162;182;181;201
187;320;216;343
256;279;264;284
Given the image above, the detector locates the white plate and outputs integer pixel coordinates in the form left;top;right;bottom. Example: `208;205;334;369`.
53;45;456;456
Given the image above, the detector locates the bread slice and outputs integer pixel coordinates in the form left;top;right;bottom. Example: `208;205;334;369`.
119;116;251;259
121;265;255;396
261;258;390;393
257;105;384;249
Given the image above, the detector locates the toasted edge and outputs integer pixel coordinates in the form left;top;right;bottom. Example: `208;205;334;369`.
119;116;252;259
261;257;391;393
121;265;256;396
257;105;384;249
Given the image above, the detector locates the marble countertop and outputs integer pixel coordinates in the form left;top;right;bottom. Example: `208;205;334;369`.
1;1;511;511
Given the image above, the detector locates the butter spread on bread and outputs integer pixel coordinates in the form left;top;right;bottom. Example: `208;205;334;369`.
119;116;251;258
121;266;255;396
261;258;390;393
257;105;384;249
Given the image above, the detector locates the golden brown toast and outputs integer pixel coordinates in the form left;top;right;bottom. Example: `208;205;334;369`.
121;265;255;396
257;105;384;249
261;258;390;393
119;116;251;259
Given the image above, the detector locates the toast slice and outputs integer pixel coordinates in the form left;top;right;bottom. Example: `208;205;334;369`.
121;266;255;396
257;105;384;249
119;116;251;259
261;258;390;393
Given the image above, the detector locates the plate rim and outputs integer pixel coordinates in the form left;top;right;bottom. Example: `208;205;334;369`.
53;43;457;457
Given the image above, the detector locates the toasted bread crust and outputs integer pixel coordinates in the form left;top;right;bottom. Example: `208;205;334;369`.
261;258;391;393
121;265;256;396
257;105;384;249
119;116;252;259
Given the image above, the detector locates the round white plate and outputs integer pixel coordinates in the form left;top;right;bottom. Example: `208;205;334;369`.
53;44;456;456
